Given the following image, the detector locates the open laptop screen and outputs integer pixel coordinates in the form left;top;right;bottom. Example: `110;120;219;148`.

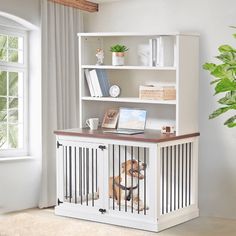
118;108;147;130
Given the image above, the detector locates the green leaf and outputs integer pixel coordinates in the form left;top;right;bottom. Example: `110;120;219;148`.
226;122;236;128
203;63;216;72
209;105;236;119
224;115;236;126
219;45;236;53
210;79;221;84
233;34;236;39
214;78;236;94
218;92;236;105
216;52;236;65
210;64;234;80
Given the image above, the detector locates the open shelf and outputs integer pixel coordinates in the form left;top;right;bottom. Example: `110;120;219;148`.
81;96;176;105
78;32;199;134
81;65;176;71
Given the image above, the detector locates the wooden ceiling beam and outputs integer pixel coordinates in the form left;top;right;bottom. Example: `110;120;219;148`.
48;0;98;12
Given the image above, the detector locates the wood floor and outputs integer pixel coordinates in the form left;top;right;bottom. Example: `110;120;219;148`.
0;208;236;236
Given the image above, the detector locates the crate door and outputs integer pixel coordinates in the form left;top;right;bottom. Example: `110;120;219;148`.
57;140;107;212
108;144;151;217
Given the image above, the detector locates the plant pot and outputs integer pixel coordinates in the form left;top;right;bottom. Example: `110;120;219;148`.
112;52;125;66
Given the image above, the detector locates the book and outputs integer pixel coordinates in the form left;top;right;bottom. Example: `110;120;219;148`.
84;69;95;97
159;36;175;67
155;37;160;66
89;69;103;97
96;69;110;97
149;38;159;67
149;39;154;67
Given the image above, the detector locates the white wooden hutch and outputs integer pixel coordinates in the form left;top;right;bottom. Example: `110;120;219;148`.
54;32;199;232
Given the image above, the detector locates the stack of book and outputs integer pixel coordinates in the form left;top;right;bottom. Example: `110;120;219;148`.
149;36;176;67
84;69;110;97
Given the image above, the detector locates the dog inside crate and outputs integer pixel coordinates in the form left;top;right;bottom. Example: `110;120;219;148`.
109;145;149;214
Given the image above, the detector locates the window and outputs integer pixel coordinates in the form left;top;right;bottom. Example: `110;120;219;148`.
0;27;27;156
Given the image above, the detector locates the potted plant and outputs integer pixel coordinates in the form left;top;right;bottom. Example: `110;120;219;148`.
110;44;128;66
203;29;236;128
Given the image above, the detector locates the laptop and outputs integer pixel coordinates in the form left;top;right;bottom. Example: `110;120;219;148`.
103;108;147;135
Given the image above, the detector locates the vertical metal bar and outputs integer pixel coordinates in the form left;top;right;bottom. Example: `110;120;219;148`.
161;147;164;214
79;147;82;205
118;145;121;211
178;144;180;209
83;148;85;196
92;148;94;207
131;146;134;213
170;146;172;212
185;143;188;207
189;143;192;206
74;147;77;204
112;145;115;210
138;147;140;214
125;145;127;212
181;144;184;208
63;146;65;201
86;148;89;206
65;146;68;199
144;147;147;215
166;147;169;214
174;145;176;210
96;149;98;192
69;146;72;203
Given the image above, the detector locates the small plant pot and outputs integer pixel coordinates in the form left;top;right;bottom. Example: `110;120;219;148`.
112;52;125;66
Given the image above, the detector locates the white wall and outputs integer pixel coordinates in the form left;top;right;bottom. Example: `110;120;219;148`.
0;0;40;26
84;0;236;219
0;0;41;213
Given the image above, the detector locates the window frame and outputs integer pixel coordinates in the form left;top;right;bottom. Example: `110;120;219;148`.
0;26;28;157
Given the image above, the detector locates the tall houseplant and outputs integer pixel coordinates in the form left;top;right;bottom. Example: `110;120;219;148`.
203;30;236;128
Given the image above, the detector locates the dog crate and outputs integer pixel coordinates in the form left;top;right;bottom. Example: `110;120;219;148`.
55;133;199;232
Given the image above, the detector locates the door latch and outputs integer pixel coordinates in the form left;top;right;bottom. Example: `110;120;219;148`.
58;198;63;206
98;145;106;151
99;208;106;214
57;141;62;149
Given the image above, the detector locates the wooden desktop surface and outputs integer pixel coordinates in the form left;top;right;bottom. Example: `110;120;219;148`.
54;128;200;143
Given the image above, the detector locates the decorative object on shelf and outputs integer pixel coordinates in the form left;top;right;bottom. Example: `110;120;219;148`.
139;85;176;100
110;44;128;66
203;27;236;128
102;108;119;128
138;44;150;66
95;48;104;65
161;125;175;134
86;118;99;130
109;85;121;97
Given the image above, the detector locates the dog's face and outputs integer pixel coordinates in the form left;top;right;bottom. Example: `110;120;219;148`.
122;159;146;179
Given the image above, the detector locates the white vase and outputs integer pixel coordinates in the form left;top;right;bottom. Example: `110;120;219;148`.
112;52;125;66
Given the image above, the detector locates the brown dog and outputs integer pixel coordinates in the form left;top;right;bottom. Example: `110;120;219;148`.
109;159;146;211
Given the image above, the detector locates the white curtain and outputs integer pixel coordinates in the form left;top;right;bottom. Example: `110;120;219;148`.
39;0;83;208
